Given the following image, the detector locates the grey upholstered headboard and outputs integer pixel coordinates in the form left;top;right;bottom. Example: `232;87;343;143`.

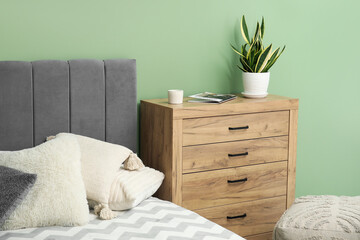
0;59;137;152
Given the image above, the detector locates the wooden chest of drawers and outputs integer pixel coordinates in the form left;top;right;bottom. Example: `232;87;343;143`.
140;94;298;239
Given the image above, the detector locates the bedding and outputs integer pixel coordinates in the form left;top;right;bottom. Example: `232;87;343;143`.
0;59;244;239
0;166;37;228
0;134;89;230
0;197;245;240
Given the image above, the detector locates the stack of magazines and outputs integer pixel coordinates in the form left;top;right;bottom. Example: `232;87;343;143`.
188;92;237;104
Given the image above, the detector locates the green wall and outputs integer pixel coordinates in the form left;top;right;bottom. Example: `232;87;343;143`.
1;0;359;197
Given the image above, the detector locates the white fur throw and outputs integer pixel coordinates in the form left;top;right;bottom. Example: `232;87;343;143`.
0;134;89;230
53;133;144;207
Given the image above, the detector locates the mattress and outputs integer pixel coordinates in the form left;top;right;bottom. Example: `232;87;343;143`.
0;197;244;240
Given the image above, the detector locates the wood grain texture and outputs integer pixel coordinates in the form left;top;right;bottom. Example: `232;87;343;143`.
244;232;273;240
172;119;182;205
183;111;289;146
183;136;288;173
140;95;298;239
140;101;174;202
287;109;298;207
195;196;286;237
141;94;299;119
182;161;288;210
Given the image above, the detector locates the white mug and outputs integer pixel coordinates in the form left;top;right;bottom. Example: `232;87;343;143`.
168;90;183;104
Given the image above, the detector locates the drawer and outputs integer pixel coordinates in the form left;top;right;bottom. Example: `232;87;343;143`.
182;111;289;146
182;161;287;210
195;196;286;237
245;232;273;240
183;136;288;173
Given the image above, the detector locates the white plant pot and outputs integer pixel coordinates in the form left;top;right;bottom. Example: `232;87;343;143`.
242;72;270;98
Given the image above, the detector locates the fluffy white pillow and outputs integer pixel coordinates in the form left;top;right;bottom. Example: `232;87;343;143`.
54;133;143;205
0;134;89;230
108;167;165;210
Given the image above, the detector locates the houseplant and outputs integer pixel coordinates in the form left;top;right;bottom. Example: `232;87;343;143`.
231;16;285;98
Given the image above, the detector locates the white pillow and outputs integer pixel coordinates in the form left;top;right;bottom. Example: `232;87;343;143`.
55;133;141;205
0;134;89;230
108;167;165;210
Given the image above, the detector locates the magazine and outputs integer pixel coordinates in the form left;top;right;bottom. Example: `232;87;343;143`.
188;92;237;103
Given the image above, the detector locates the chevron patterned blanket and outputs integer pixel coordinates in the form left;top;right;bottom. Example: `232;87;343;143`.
0;197;244;240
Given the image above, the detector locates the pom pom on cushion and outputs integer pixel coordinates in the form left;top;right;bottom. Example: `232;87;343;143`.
93;203;118;220
48;133;146;220
0;134;89;230
46;135;55;141
93;203;103;216
99;206;118;220
123;153;145;171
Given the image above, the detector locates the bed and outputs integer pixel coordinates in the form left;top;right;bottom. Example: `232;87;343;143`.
0;59;245;240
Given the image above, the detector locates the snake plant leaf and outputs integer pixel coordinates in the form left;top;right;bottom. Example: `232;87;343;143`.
262;47;280;72
240;57;253;72
256;41;260;51
260;17;265;39
241;43;247;55
253;22;260;43
237;65;247;72
241;44;248;57
254;40;262;51
241;15;251;44
262;58;277;72
231;16;285;72
247;49;253;66
246;41;255;58
262;61;274;73
279;45;286;55
271;45;286;64
239;57;249;71
251;49;262;68
263;45;286;72
268;47;280;64
255;44;272;72
230;44;245;57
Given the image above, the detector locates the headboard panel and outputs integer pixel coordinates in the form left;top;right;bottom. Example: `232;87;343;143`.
0;59;137;152
33;60;70;146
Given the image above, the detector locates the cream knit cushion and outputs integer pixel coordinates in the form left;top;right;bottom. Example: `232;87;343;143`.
273;195;360;240
108;167;165;210
55;133;140;205
0;134;89;230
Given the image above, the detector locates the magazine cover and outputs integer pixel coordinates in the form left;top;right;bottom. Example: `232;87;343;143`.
189;92;237;103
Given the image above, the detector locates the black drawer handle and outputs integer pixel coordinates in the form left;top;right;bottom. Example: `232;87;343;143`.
229;126;249;130
227;177;248;183
227;213;247;219
228;152;248;157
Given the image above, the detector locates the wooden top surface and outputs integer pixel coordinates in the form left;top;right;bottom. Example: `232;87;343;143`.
141;94;299;119
141;94;297;108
